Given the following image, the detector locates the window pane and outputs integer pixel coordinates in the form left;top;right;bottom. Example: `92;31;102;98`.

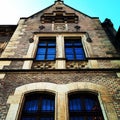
48;41;56;46
42;99;54;111
65;41;73;46
39;41;47;46
69;93;104;120
47;48;56;54
66;55;74;60
70;98;82;111
65;48;74;54
70;116;84;120
36;55;45;60
22;118;36;120
85;98;96;111
40;117;54;120
65;39;85;60
37;48;46;54
75;48;84;54
76;55;85;60
36;39;56;61
24;100;38;112
47;55;55;60
21;93;55;120
74;41;82;46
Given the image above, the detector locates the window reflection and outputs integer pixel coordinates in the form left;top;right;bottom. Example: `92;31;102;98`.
65;38;85;60
21;92;55;120
69;92;104;120
36;38;56;61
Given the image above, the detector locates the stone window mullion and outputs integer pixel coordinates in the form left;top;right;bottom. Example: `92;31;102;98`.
57;92;67;120
56;35;66;69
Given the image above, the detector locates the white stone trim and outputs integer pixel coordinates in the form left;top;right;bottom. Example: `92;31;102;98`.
24;33;94;69
22;35;39;69
0;73;5;79
6;82;118;120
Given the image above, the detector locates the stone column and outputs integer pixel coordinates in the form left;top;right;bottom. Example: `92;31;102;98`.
22;35;39;69
56;35;66;69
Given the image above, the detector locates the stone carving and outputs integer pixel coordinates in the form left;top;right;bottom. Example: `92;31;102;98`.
54;24;66;31
66;61;88;69
32;61;55;69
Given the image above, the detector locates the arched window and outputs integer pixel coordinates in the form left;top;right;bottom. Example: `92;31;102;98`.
68;92;104;120
20;92;55;120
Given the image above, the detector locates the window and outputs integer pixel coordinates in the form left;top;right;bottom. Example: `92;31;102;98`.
32;35;87;69
65;38;85;60
69;92;104;120
36;38;56;61
20;92;55;120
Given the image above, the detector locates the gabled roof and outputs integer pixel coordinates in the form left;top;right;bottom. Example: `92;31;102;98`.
22;0;98;20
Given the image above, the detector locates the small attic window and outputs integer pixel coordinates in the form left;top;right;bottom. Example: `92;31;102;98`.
56;7;63;10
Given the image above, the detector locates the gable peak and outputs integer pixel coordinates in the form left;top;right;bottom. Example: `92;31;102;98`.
55;0;64;4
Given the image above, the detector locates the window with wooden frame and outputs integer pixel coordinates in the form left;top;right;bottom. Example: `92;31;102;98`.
68;92;104;120
35;37;56;61
65;37;85;61
20;92;55;120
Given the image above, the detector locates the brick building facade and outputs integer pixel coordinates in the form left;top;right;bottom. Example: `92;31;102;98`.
0;0;120;120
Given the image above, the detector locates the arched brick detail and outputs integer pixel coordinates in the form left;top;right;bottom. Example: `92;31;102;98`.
6;82;117;120
66;82;108;95
13;82;108;97
14;82;57;95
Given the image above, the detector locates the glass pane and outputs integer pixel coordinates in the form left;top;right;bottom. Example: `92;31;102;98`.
40;117;54;120
65;41;73;46
42;99;54;111
47;55;55;60
47;48;56;54
88;116;103;120
36;55;45;60
85;98;100;112
22;118;36;120
42;99;47;111
66;55;74;60
24;100;38;112
51;100;55;111
37;48;46;54
48;41;56;46
70;116;84;120
75;48;84;54
70;98;82;111
76;55;85;60
65;48;74;54
85;98;96;111
74;41;82;46
39;41;47;46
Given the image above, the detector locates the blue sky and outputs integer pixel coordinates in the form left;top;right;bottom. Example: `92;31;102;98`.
0;0;119;30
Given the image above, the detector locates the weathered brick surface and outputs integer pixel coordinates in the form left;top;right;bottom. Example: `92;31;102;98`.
1;3;119;59
0;1;120;120
3;61;24;69
0;71;120;119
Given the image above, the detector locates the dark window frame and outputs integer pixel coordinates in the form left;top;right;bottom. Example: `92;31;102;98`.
65;37;86;61
20;92;55;120
68;92;104;120
35;37;56;61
